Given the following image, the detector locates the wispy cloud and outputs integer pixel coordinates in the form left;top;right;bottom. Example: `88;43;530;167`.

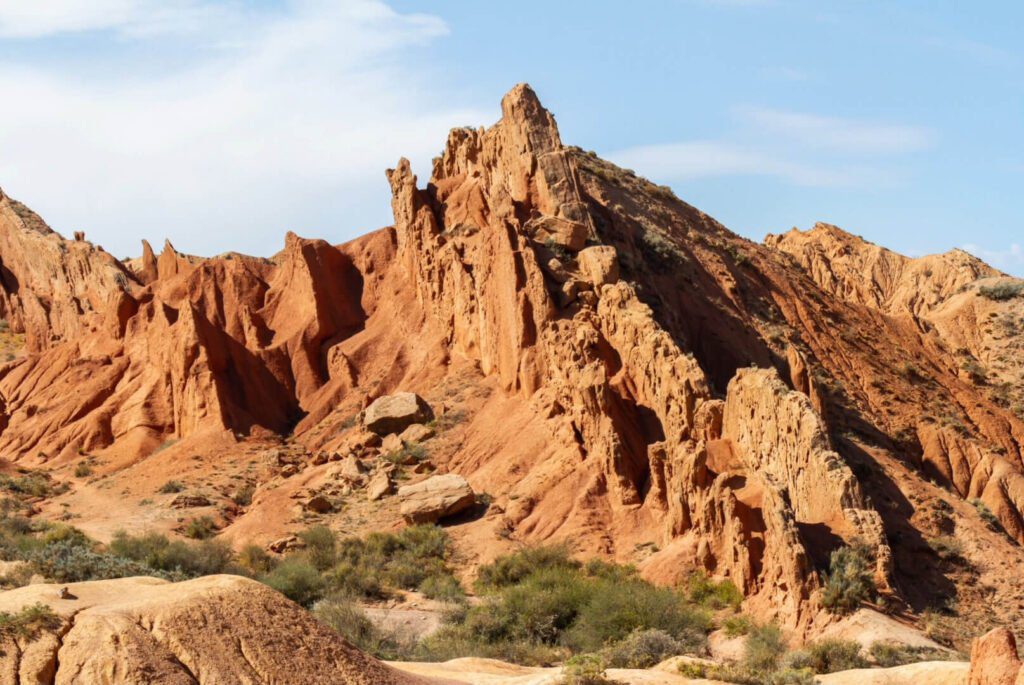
736;107;934;154
0;1;488;257
961;243;1024;274
609;141;860;187
607;105;928;189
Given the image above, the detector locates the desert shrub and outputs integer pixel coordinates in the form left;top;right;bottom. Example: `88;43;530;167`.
0;603;61;639
723;614;754;637
238;544;276;576
231;483;255;506
109;531;234;578
743;624;787;673
474;544;579;591
970;499;1000;530
268;524;460;602
427;547;710;667
73;462;93;478
158;480;184;494
821;544;875;614
419;572;465;602
559;654;614;685
565;579;709;653
26;540;154;582
0;473;62;498
928;536;966;563
262;557;325;606
869;640;954;667
686;571;743;610
314;594;403;657
183;516;216;540
602;628;686;668
979;283;1024;301
790;639;867;673
298;525;337;571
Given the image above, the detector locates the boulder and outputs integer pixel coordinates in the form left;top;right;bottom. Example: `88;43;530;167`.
399;423;435;444
968;628;1022;685
367;470;393;501
363;393;433;435
398;474;476;524
306;495;333;513
528;215;588;251
169;494;211;509
381;433;403;454
577;245;619;288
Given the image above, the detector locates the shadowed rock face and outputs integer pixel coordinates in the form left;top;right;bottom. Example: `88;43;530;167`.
0;575;433;685
0;84;1023;637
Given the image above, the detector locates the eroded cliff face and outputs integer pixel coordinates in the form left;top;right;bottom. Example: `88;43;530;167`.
0;84;1022;638
378;85;893;632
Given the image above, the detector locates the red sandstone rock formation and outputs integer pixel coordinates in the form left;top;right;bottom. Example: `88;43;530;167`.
0;84;1022;640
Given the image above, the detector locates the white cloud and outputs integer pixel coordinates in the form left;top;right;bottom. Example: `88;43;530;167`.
735;107;934;154
607;106;925;189
0;1;489;257
961;243;1024;273
0;0;225;38
609;141;858;188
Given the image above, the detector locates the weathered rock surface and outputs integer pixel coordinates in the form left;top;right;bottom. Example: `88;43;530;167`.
0;575;433;684
398;474;476;523
967;628;1024;685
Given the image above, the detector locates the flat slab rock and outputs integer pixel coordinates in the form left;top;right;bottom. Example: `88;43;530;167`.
398;474;476;524
364;392;434;436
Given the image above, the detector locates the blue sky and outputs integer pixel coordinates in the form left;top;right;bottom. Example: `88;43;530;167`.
0;1;1020;275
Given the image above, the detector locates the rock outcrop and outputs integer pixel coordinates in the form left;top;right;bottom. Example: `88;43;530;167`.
364;393;434;435
0;575;433;684
1;84;1023;641
967;628;1024;685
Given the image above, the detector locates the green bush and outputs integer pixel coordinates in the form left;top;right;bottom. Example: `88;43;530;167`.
299;525;337;571
314;594;403;658
743;624;787;673
262;558;325;607
420;573;465;602
157;480;184;494
238;544;276;575
232;483;255;507
565;579;709;653
474;545;579;591
723;615;754;637
869;641;954;667
184;516;217;540
109;531;235;578
26;540;155;582
970;499;1000;530
559;654;614;685
73;462;93;478
979;283;1024;301
821;544;875;615
687;571;743;610
0;603;61;639
602;628;686;668
790;639;867;673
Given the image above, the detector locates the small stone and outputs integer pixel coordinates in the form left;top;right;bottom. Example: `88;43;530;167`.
306;495;333;513
399;423;435;444
366;470;393;501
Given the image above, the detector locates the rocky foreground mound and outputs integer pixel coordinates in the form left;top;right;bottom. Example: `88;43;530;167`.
0;83;1022;645
0;575;433;685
